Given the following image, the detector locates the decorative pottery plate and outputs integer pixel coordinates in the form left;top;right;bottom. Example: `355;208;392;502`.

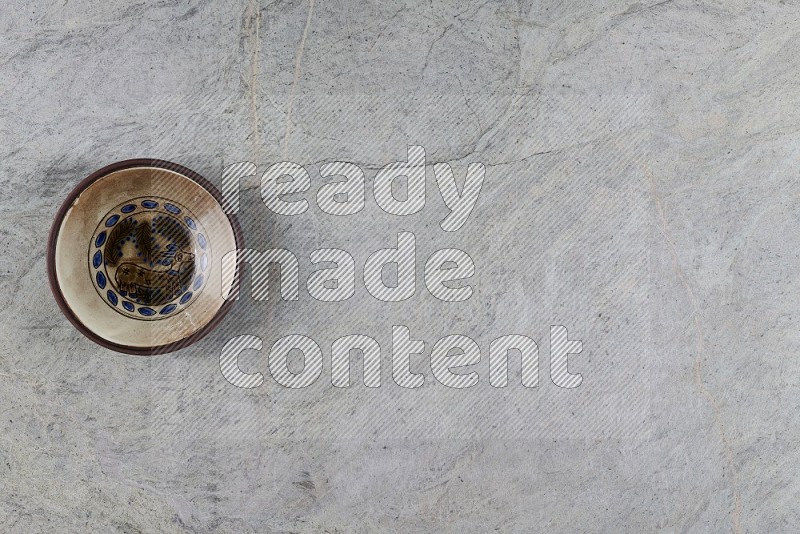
47;160;242;354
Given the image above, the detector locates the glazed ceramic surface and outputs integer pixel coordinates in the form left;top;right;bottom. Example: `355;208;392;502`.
49;162;240;353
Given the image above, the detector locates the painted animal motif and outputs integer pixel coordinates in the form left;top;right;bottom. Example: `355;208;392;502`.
115;250;195;300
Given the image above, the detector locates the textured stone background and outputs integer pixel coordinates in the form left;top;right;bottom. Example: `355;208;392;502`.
2;0;798;532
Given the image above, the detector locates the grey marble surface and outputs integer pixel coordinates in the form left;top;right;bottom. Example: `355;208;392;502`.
2;0;799;532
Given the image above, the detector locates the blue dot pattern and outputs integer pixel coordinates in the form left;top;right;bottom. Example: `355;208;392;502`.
90;198;210;319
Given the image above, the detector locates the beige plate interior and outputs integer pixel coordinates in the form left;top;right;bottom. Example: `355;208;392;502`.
53;166;238;349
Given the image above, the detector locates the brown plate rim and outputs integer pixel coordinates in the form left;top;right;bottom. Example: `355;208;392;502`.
46;159;244;355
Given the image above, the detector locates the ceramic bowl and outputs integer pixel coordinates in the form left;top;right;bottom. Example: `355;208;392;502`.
47;160;243;354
